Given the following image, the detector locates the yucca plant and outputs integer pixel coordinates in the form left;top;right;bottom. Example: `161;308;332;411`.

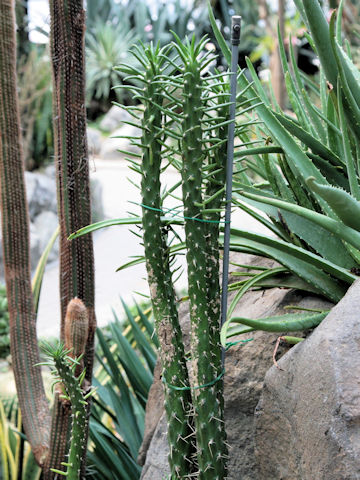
209;1;360;339
0;397;41;480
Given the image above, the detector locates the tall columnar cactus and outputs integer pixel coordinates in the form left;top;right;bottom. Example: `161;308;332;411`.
173;35;228;478
48;0;96;475
0;0;51;466
39;342;95;480
116;44;196;477
0;1;94;477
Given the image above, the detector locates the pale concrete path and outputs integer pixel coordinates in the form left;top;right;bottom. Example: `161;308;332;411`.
37;157;268;339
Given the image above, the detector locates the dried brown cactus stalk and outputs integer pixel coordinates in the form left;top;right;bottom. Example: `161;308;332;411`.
0;0;51;467
47;0;96;476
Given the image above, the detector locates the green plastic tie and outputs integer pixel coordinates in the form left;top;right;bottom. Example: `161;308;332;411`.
163;369;225;391
140;203;230;224
163;340;253;390
225;338;253;350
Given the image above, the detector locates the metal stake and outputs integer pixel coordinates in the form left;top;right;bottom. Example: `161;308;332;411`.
220;15;241;367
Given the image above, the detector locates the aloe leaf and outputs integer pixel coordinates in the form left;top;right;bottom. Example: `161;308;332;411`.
237;188;360;259
229;229;352;300
306;177;360;231
288;38;327;143
221;267;287;346
234;190;356;269
309;154;349;191
336;84;360;200
302;0;338;87
274;113;342;167
227;311;328;334
336;0;345;43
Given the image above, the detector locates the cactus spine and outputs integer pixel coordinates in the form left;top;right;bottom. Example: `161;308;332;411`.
0;0;51;465
173;35;228;478
117;44;195;477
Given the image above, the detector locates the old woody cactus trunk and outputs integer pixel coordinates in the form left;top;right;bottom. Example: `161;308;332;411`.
47;0;96;475
0;0;51;466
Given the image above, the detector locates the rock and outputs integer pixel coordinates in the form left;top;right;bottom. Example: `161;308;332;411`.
90;177;104;222
255;279;360;480
99;105;132;132
25;171;57;221
29;222;43;272
100;123;141;160
34;211;59;263
139;254;333;479
43;164;104;222
87;127;103;156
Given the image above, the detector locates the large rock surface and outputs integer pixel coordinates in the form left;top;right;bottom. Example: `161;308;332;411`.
139;254;333;479
255;279;360;480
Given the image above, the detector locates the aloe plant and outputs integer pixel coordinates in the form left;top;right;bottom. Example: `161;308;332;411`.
208;1;360;340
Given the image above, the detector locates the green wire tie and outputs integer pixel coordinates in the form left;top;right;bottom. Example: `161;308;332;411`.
163;369;225;391
225;338;253;350
163;339;253;391
139;203;230;224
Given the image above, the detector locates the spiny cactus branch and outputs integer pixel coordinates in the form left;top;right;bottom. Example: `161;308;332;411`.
39;343;96;480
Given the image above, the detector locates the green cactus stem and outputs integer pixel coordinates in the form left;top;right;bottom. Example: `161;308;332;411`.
48;1;95;476
116;43;195;477
39;343;95;480
0;0;51;466
174;35;228;478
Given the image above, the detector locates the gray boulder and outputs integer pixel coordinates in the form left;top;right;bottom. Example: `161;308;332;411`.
25;171;57;221
100;123;141;159
43;165;104;221
139;254;333;479
87;127;103;156
34;211;59;263
255;279;360;480
99;105;132;132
